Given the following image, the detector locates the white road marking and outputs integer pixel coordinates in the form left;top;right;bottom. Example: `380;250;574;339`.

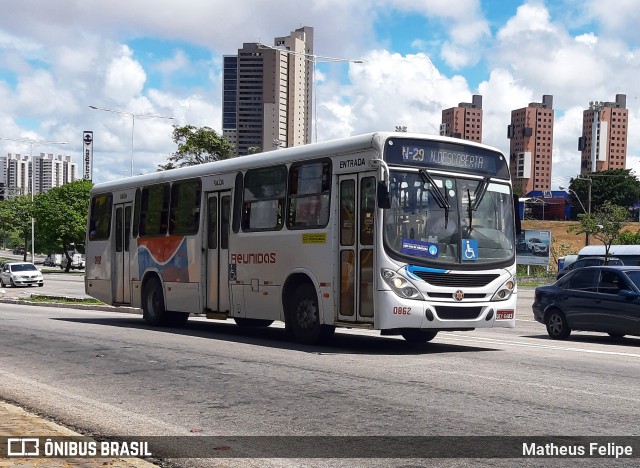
441;332;640;358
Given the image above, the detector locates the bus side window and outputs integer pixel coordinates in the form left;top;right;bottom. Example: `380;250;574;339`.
139;183;170;237
169;179;201;236
242;165;287;231
88;193;112;241
287;159;331;229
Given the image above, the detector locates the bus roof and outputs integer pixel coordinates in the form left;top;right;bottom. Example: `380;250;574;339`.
90;131;505;194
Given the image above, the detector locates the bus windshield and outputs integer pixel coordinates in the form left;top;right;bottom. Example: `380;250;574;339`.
384;170;515;266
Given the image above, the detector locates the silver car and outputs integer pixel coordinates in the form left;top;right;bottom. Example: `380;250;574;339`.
0;262;44;287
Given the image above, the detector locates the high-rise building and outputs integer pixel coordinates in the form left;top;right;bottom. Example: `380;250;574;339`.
222;55;238;150
440;95;483;142
223;26;313;156
507;95;554;194
33;153;77;193
0;152;76;198
578;94;628;174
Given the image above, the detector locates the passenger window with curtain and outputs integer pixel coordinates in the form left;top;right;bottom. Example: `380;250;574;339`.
287;160;331;229
242;166;287;231
169;179;202;235
139;184;170;237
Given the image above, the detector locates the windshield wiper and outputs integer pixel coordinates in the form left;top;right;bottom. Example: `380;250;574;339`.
419;169;450;228
472;177;490;211
466;189;473;230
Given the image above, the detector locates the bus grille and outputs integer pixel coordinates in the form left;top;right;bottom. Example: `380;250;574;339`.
427;292;487;299
412;272;499;287
435;306;483;320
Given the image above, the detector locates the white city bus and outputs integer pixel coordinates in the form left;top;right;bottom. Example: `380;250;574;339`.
85;132;520;344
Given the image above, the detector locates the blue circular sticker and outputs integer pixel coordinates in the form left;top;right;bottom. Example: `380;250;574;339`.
429;245;438;256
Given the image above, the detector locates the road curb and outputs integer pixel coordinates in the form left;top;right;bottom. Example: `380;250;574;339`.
0;296;142;314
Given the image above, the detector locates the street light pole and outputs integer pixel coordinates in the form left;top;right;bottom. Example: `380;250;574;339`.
0;137;68;263
560;182;592;246
89;105;174;176
576;176;592;245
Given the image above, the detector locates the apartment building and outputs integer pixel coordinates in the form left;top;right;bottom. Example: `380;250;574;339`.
507;95;554;194
0;152;76;198
578;94;628;174
440;95;483;142
223;26;313;156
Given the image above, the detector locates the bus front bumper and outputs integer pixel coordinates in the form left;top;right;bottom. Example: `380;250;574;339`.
377;290;516;331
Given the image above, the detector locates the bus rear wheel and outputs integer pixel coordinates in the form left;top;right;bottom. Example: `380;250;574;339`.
288;283;335;345
401;329;438;343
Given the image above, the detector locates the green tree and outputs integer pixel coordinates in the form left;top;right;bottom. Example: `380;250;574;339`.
158;125;234;170
0;195;34;261
569;202;628;261
34;180;92;272
618;229;640;245
568;169;640;218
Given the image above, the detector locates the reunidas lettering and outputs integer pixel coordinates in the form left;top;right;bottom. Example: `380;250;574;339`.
230;253;277;264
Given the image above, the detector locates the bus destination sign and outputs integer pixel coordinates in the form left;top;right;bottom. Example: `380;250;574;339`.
384;138;510;179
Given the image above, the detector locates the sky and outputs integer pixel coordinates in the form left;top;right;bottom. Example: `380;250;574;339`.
1;0;639;188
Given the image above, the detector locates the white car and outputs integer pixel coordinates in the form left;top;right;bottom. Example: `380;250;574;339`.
0;262;44;287
526;237;548;255
61;254;85;270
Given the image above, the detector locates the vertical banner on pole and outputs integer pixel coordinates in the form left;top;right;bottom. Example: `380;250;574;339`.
83;131;93;181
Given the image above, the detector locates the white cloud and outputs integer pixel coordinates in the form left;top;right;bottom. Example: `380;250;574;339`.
104;46;147;104
155;50;191;75
585;0;640;41
317;50;471;140
497;2;555;40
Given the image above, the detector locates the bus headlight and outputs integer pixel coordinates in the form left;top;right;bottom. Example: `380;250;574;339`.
381;269;424;300
491;278;516;301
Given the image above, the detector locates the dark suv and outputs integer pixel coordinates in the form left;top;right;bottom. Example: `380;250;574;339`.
12;246;25;255
556;256;623;280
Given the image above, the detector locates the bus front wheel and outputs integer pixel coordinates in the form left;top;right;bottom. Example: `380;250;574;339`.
142;278;166;326
401;329;438;343
288;284;335;345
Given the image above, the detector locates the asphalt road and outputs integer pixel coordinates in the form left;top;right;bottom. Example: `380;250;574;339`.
0;285;638;467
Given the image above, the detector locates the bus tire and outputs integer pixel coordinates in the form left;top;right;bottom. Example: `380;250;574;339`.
142;277;167;326
401;329;438;343
234;318;274;328
288;283;335;345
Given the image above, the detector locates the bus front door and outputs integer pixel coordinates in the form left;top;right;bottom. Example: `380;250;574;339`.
205;191;231;313
114;202;132;304
338;174;376;323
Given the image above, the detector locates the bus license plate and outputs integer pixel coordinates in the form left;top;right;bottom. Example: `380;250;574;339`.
496;310;514;320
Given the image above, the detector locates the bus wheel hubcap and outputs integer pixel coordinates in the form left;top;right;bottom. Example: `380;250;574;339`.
297;300;316;329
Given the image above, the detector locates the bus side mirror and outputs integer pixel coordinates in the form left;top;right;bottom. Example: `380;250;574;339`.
513;194;522;235
377;181;391;209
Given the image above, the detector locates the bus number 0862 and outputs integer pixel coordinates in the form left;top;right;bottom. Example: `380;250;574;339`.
393;307;411;315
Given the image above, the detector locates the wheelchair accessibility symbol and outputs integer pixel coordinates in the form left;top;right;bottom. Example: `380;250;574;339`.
462;239;478;261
